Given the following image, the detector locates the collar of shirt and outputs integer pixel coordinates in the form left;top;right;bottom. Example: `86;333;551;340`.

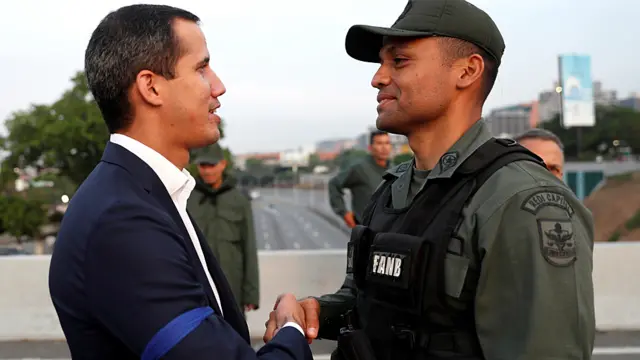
109;134;195;209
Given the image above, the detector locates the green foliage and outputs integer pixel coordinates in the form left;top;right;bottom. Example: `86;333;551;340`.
541;105;640;160
393;153;413;165
1;71;109;187
607;231;621;242
625;209;640;231
0;195;47;240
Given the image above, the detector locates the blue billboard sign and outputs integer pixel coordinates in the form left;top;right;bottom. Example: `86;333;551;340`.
558;54;596;127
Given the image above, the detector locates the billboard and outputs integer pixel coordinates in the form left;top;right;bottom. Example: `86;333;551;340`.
558;54;595;127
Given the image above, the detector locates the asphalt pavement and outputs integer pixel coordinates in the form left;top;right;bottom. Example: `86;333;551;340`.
250;188;349;250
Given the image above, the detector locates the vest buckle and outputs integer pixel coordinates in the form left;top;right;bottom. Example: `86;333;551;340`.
391;325;416;349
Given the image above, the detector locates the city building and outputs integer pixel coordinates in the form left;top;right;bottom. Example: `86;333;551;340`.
279;145;316;168
315;138;356;152
537;80;617;124
618;93;640;111
485;103;536;137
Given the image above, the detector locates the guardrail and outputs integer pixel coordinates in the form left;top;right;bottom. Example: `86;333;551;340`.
0;243;639;342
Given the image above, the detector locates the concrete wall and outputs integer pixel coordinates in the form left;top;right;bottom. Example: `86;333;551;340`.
1;244;639;341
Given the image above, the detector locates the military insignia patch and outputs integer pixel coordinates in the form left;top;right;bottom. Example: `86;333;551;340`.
537;219;576;267
439;152;459;173
396;163;410;173
521;190;575;217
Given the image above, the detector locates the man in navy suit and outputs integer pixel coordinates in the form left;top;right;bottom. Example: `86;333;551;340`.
48;4;313;360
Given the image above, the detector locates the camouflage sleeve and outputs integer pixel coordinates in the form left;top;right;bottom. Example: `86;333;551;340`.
311;274;358;341
474;186;595;359
328;166;357;217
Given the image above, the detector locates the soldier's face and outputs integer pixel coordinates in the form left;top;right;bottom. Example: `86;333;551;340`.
198;160;227;185
369;134;392;161
519;138;564;180
371;37;453;135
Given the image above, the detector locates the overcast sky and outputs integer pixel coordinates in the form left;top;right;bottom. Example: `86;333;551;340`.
0;0;637;154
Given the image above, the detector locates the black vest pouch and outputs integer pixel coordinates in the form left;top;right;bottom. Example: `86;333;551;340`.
364;232;433;316
348;225;377;290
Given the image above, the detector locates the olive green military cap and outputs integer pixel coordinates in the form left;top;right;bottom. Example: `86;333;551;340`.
192;143;225;165
345;0;505;65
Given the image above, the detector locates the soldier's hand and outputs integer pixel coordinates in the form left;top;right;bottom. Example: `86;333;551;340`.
263;293;307;343
263;296;320;344
344;212;357;228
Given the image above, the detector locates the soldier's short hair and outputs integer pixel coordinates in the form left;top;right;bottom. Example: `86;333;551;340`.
514;128;564;151
370;130;388;144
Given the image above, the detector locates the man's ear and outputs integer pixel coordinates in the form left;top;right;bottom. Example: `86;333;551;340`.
134;70;165;107
456;54;484;90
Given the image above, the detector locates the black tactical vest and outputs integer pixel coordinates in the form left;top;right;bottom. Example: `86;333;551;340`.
345;138;546;360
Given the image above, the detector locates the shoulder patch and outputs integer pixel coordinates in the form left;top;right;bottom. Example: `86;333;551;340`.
537;219;576;267
521;190;575;217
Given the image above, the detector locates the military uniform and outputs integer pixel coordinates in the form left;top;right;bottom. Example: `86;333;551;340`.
312;1;595;359
187;145;260;312
328;155;390;224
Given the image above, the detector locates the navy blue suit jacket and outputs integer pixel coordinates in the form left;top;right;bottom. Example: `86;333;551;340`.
49;142;312;360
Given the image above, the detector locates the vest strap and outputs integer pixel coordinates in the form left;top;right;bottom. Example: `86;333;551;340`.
141;306;214;360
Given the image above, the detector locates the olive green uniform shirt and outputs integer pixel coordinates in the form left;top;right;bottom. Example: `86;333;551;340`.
315;120;596;359
328;155;390;223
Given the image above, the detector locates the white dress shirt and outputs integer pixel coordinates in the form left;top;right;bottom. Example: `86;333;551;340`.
109;135;303;336
110;134;224;316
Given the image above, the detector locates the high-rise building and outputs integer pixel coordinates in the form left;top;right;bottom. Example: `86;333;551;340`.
485;103;535;137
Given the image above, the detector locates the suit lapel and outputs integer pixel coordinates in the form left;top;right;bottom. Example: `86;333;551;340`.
100;141;223;316
189;211;251;343
150;187;224;317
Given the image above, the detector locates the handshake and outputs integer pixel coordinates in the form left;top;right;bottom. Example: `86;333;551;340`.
262;293;321;344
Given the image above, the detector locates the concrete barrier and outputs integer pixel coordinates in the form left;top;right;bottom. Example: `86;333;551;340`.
1;243;639;341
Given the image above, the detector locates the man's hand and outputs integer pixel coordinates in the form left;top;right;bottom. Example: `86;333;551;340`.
263;296;320;344
344;212;357;228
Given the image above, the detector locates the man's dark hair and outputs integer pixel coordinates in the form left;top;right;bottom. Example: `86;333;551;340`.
370;130;388;144
514;128;565;151
438;37;499;102
85;4;200;133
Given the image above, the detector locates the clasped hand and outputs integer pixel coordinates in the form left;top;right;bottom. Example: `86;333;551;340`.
263;294;320;344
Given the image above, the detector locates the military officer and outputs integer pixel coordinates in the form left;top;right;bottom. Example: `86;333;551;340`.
515;128;566;180
264;0;596;359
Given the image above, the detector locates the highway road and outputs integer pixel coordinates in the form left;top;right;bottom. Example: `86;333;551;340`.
250;188;350;250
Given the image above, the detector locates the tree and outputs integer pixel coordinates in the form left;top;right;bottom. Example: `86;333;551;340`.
0;194;48;253
1;71;109;187
393;153;413;164
541;105;640;160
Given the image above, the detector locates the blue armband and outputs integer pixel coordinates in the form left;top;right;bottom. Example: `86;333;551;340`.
141;306;214;360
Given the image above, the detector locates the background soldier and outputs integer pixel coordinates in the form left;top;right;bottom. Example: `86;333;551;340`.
328;130;392;228
264;0;595;359
188;143;260;314
514;128;566;180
